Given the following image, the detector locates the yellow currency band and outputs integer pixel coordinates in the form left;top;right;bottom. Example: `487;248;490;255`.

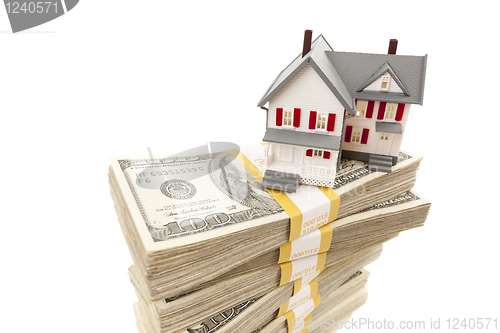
283;295;320;333
284;312;312;333
278;224;334;264
277;279;319;317
232;147;340;243
279;253;327;287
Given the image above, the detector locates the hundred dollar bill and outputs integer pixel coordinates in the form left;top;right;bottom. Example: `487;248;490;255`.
115;149;283;242
111;144;413;245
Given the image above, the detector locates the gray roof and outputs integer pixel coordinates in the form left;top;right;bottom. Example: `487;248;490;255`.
257;35;356;115
325;51;427;105
263;128;341;151
375;122;402;134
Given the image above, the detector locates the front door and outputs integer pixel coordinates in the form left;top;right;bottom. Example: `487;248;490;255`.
279;145;294;162
375;132;393;155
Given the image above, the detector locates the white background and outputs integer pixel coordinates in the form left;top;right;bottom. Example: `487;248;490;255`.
1;1;499;332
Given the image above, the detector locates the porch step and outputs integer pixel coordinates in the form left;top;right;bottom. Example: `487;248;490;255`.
368;154;394;173
261;169;300;193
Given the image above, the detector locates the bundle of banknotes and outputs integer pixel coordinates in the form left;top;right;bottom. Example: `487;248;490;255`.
109;143;431;333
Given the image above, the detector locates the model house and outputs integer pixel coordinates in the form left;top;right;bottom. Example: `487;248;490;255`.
257;31;427;191
257;31;356;191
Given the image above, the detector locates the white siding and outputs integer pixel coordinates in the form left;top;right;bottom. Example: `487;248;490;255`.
343;118;377;154
268;64;345;138
343;102;411;157
363;71;404;94
389;104;410;156
265;142;338;184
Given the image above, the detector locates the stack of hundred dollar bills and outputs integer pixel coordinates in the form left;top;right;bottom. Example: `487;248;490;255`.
109;143;431;333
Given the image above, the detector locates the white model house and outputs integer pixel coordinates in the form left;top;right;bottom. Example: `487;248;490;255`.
257;31;427;190
257;31;356;190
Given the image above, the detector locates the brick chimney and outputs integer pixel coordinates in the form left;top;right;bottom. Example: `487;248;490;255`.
388;39;398;55
302;30;313;57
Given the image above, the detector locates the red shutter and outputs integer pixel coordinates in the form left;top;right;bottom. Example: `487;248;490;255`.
293;108;301;127
377;102;386;120
323;151;331;159
395;103;405;121
327;113;336;131
276;108;283;126
361;128;369;144
309;111;317;129
366;101;375;118
344;126;352;142
306;149;313;157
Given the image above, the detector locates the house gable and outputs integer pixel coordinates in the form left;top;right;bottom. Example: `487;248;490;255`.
325;51;427;105
268;63;346;141
356;62;409;96
361;71;404;94
258;35;355;115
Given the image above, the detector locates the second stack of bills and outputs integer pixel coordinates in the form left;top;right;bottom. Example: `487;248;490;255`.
109;143;431;333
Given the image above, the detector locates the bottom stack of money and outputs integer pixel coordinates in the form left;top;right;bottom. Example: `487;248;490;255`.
134;247;377;333
136;269;370;333
125;190;430;333
109;146;431;333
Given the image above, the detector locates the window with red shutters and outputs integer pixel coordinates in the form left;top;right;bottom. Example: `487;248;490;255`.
276;108;283;126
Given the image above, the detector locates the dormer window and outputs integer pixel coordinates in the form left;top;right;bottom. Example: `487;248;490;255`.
380;75;390;91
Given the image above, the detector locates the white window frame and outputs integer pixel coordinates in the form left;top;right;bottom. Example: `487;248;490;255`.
380;75;391;91
384;103;398;122
312;149;323;158
282;109;294;127
357;100;368;117
315;113;328;131
351;128;362;144
380;132;390;141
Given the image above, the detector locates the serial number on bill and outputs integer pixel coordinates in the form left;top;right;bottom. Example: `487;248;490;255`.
446;318;497;330
5;2;58;14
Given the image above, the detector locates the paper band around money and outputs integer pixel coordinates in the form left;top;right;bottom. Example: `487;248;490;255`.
279;253;327;287
283;294;321;333
278;224;333;263
237;144;340;242
293;269;321;295
277;279;319;317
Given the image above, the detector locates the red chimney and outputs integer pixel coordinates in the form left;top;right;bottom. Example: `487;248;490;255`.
388;39;398;55
302;30;313;57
